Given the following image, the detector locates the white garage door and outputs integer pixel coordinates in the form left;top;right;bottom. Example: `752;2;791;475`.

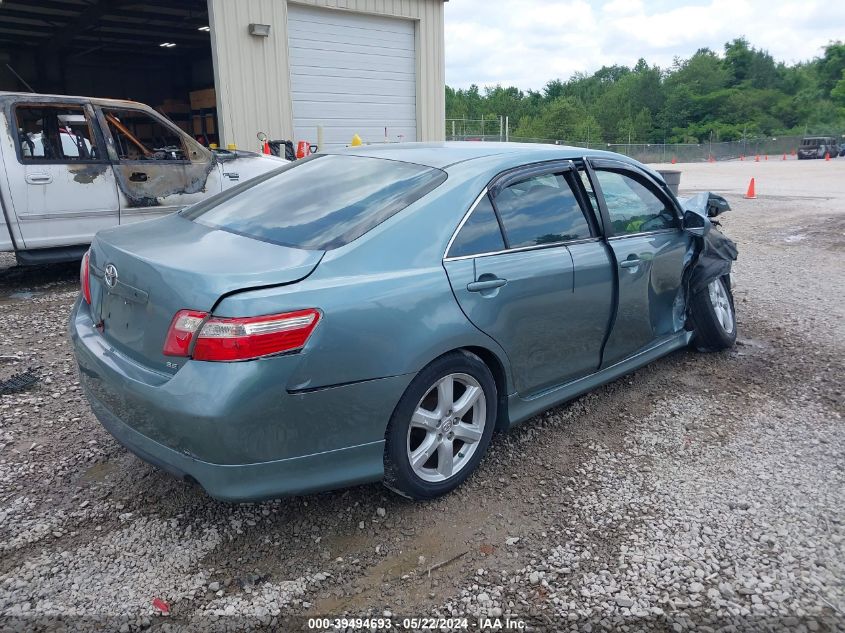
287;4;417;149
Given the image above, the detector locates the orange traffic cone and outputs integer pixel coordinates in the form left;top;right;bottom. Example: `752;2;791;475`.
744;177;757;199
262;140;271;155
296;141;311;159
782;153;786;160
755;155;760;162
671;157;676;164
824;152;830;161
764;154;768;161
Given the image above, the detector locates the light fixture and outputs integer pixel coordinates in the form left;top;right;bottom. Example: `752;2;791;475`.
159;42;176;48
248;23;271;37
198;26;210;32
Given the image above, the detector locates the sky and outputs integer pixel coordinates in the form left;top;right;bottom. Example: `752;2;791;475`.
444;0;845;90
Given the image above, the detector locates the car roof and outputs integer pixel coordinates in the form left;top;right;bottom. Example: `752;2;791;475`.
327;141;636;169
0;91;155;112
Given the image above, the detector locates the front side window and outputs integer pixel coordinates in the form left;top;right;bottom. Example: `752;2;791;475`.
15;105;99;162
494;172;592;248
594;170;678;235
103;108;187;161
447;195;505;258
183;154;447;251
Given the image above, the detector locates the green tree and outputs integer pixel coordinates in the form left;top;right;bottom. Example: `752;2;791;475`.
818;42;845;94
831;69;845;106
666;48;728;95
724;38;754;85
514;97;599;142
444;37;845;145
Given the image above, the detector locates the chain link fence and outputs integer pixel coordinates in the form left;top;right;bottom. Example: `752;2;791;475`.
604;137;804;163
445;120;806;163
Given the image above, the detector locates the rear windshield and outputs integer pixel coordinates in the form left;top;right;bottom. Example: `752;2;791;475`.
181;154;446;250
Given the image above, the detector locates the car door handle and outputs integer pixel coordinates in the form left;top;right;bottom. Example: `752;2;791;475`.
25;173;52;185
467;277;507;292
619;258;641;269
130;172;148;182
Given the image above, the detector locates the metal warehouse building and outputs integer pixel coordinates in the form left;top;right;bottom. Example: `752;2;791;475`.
0;0;446;150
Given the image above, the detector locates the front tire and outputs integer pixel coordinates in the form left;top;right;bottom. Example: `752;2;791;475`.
690;276;737;351
383;351;497;500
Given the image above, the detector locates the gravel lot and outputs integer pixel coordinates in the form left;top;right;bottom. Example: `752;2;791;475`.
0;158;842;632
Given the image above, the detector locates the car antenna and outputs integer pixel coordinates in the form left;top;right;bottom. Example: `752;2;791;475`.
5;64;37;93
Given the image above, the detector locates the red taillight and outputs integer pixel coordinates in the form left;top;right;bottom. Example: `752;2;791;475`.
80;250;92;304
163;308;320;362
163;310;208;356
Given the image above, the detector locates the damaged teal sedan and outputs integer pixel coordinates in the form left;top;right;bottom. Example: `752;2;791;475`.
69;143;737;501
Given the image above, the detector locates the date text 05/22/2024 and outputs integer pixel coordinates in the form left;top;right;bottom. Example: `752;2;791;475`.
306;617;527;630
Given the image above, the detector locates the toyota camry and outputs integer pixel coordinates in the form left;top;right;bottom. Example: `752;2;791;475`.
70;143;737;501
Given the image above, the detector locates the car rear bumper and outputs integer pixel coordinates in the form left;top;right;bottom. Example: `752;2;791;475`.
69;298;411;501
86;386;385;501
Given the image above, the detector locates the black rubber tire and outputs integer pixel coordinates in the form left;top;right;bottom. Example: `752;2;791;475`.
383;350;497;500
690;275;737;351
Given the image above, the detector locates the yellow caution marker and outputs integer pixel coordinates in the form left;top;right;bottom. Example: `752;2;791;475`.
350;134;363;147
226;143;237;150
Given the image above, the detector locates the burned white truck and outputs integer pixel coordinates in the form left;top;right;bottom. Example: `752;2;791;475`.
0;92;287;265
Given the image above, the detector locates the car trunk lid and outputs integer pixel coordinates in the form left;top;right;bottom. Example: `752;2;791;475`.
88;213;323;373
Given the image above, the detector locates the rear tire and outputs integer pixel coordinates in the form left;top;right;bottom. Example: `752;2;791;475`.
383;351;497;500
690;276;737;351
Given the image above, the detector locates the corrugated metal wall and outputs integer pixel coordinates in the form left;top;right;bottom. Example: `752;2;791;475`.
207;0;445;151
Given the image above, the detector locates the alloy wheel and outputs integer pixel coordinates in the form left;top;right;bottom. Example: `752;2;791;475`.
708;278;734;334
406;372;487;483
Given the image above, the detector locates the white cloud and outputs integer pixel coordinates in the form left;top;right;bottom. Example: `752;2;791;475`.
445;0;845;90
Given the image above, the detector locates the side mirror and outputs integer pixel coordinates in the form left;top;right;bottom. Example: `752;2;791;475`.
683;210;711;237
706;193;731;217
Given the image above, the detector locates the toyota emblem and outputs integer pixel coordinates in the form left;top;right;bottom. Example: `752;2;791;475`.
104;264;118;289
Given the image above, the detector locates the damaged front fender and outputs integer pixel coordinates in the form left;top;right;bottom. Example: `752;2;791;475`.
679;191;739;320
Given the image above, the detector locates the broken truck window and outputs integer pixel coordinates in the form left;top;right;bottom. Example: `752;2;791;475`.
103;108;187;161
15;105;99;162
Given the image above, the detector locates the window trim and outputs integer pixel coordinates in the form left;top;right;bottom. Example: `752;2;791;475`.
12;102;108;166
586;157;682;238
488;159;576;197
606;228;681;241
446;236;603;262
570;158;607;235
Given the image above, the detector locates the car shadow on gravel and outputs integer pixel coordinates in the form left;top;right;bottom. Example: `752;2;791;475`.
0;258;78;295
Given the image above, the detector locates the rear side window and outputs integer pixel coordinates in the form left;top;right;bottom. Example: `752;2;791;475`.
447;195;505;258
494;172;592;247
183;154;446;250
15;105;100;162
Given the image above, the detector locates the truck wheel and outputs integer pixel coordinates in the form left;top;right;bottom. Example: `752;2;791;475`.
690;276;737;351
